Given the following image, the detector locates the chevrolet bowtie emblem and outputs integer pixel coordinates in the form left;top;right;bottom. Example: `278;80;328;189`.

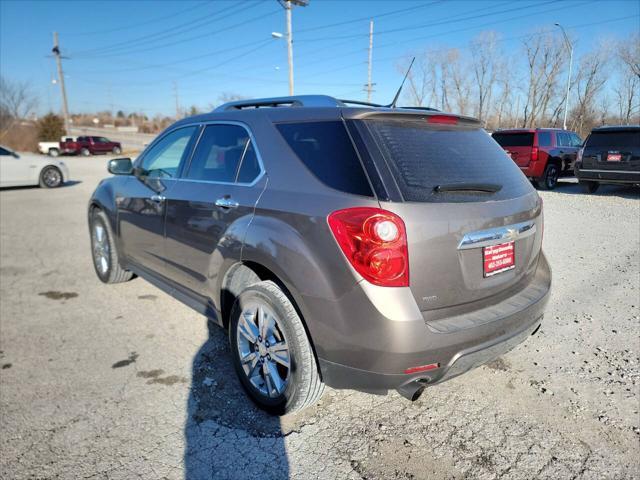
505;228;518;241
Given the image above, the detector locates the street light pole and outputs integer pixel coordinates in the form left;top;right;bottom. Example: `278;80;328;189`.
555;23;573;130
277;0;308;96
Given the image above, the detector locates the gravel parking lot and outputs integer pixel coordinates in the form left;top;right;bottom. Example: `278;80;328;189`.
1;155;638;479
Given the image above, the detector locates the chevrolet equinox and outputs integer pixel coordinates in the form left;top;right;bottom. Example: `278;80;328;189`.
88;95;551;414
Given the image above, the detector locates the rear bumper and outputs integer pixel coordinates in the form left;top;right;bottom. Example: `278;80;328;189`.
575;164;640;185
316;252;551;393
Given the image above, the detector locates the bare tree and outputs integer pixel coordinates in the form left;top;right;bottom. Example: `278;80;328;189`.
570;45;609;134
614;35;640;124
618;33;640;78
401;54;431;107
0;76;38;139
448;49;472;116
521;32;564;127
470;31;500;124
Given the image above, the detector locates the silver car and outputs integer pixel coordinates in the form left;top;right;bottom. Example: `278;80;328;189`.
88;96;551;414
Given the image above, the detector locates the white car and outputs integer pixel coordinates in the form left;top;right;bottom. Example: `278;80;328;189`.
0;145;70;188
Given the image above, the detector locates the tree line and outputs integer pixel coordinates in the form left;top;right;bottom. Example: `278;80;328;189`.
400;31;639;136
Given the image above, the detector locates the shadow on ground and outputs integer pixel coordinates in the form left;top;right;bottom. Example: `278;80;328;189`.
0;180;82;190
184;320;290;479
549;180;639;199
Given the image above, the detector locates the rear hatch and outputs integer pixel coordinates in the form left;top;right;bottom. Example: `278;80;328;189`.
351;114;542;313
491;131;535;167
582;128;640;172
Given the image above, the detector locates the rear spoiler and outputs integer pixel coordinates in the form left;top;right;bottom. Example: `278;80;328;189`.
347;109;481;127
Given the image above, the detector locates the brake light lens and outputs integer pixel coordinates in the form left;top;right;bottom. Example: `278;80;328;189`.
531;146;539;162
328;207;409;287
577;147;584;163
427;115;458;125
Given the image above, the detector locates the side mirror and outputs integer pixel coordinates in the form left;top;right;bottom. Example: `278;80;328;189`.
12;152;19;159
107;157;133;175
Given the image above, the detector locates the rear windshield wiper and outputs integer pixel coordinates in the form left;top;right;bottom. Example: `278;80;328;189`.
433;183;502;194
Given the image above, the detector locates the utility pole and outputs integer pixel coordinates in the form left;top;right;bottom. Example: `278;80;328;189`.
279;0;308;96
366;19;375;103
173;81;180;119
52;32;71;134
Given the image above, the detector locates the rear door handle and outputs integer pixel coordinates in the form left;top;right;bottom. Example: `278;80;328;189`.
150;194;165;203
215;197;239;209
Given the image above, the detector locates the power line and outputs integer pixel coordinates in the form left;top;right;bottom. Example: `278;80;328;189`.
71;2;252;57
62;1;209;36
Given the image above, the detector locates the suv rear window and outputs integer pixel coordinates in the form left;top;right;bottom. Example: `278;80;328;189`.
364;118;532;203
585;131;640;149
276;121;373;197
492;132;534;147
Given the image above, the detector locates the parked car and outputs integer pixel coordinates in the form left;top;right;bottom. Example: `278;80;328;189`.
491;128;582;190
88;95;550;414
574;125;640;193
65;136;122;156
38;136;76;157
0;144;69;188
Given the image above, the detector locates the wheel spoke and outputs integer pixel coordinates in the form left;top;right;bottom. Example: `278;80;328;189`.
240;351;257;365
247;357;261;379
270;352;290;369
239;312;258;343
267;361;284;394
263;362;274;397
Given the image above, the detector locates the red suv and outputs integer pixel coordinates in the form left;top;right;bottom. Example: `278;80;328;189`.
492;128;582;190
61;136;122;156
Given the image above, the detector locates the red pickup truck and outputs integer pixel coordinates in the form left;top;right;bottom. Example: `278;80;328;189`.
61;136;122;156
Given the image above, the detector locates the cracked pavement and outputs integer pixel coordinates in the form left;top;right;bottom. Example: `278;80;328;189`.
1;156;638;479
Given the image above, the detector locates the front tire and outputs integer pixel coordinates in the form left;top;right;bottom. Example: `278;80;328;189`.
112;146;122;155
80;147;90;156
48;148;60;157
580;180;600;193
229;280;324;415
39;166;62;188
90;209;134;284
538;163;559;190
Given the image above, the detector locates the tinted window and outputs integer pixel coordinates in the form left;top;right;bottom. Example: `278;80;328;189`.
186;124;260;183
492;132;534;147
557;132;572;147
365;119;532;203
0;147;11;156
276;121;372;197
571;133;583;147
140;126;196;178
538;131;551;147
585;131;640;149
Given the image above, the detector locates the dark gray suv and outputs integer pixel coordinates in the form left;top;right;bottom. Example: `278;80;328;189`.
88;95;551;414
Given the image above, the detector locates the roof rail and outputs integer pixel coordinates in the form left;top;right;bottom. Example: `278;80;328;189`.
214;95;344;112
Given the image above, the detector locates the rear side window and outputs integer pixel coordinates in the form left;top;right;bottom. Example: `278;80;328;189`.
186;124;260;184
276;121;373;197
585;131;640;149
492;132;534;147
538;131;552;147
365;119;532;203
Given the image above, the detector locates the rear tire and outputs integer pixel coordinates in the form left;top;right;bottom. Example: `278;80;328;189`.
538;163;559;190
48;148;60;157
229;280;324;415
80;147;90;156
39;166;62;188
580;180;600;193
89;209;134;284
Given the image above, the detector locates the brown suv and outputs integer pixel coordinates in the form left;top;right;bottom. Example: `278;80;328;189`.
492;128;582;190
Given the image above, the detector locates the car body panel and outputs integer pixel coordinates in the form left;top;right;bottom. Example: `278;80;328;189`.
0;146;69;187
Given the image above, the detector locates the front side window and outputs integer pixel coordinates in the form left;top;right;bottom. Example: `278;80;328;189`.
185;124;260;183
537;131;551;147
140;126;197;178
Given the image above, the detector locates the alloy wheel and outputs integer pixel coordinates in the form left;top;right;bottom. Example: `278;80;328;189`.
43;168;61;187
236;302;291;399
92;223;110;275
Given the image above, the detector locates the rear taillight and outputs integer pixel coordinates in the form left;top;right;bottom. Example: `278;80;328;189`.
328;207;409;287
427;115;458;125
577;147;584;163
531;146;539;162
539;196;544;243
